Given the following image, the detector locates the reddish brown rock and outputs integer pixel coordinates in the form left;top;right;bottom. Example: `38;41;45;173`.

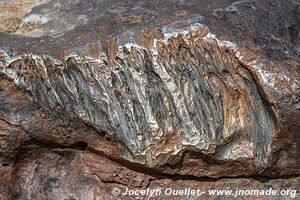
0;0;299;199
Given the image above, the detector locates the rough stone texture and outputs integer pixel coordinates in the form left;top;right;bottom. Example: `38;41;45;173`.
0;0;299;199
0;0;50;33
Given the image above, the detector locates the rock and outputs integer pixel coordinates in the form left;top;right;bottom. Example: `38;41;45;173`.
0;0;299;199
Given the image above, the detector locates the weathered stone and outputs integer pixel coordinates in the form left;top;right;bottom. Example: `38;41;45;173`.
0;0;299;199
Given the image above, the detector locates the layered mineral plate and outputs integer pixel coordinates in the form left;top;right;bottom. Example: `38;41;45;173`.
0;0;299;199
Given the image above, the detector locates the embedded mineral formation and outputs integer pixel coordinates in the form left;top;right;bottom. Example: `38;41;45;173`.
0;0;299;199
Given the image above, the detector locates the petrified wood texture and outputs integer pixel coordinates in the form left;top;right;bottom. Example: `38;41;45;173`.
0;0;299;199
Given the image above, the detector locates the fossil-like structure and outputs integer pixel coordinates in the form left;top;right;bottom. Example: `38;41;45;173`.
0;0;299;199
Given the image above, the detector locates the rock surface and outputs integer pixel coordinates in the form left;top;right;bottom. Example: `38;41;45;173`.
0;0;299;199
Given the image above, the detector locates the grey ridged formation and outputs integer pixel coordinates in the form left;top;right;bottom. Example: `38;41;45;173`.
1;24;276;171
